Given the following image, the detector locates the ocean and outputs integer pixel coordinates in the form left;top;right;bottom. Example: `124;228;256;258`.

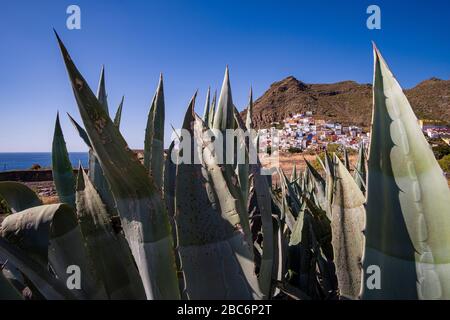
0;152;89;172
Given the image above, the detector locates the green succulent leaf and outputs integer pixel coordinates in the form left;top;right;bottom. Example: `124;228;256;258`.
343;148;350;171
144;74;165;190
354;142;367;194
0;236;76;300
245;87;253;132
114;96;124;129
75;166;146;299
67;115;117;213
0;182;42;213
212;67;234;131
0;269;22;300
175;97;262;299
1;203;104;299
67;113;92;148
202;87;211;125
52;113;76;208
330;155;365;299
96;65;109;115
208;90;217;128
55;31;179;300
362;44;450;299
247;144;275;299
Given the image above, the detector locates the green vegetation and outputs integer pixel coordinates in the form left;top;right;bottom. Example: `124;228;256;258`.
439;154;450;173
288;147;302;153
29;164;42;170
0;197;11;215
432;142;450;160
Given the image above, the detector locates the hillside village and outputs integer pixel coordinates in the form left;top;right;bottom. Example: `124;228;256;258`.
259;112;450;153
259;112;369;153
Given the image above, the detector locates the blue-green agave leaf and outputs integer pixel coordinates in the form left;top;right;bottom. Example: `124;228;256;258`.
96;65;109;115
144;74;165;190
175;96;262;299
114;96;124;129
362;44;450;300
208;90;217;128
67;113;92;148
354;142;367;194
0;236;76;300
212;67;234;131
55;31;179;300
52;113;76;208
0;182;42;213
1;203;104;299
202;86;211;124
75;166;146;299
331;155;365;299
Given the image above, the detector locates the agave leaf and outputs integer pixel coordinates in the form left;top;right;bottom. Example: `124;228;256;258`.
67;114;117;215
212;67;234;131
1;203;105;299
0;236;76;300
316;155;326;172
52;113;76;208
55;32;179;299
245;87;253;130
249;166;274;299
353;166;367;191
202;87;211;124
208;67;253;248
87;150;116;216
175;96;261;299
164;141;177;222
288;201;306;247
233;103;250;208
305;159;327;213
302;195;333;261
114;96;124;129
0;182;42;213
71;113;117;217
277;169;299;231
208;90;217;128
324;151;335;217
67;113;92;148
272;214;288;297
290;164;298;183
305;159;325;189
96;65;109;115
330;155;365;299
354;142;367;194
0;269;22;300
343;147;350;171
287;210;317;296
75;166;146;299
362;45;450;299
144;74;165;190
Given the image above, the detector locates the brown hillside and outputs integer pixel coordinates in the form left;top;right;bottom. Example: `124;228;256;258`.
242;76;450;128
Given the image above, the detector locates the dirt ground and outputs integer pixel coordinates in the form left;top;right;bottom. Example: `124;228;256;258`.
23;181;59;205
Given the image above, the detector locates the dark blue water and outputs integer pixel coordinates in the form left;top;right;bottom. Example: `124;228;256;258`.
0;152;88;172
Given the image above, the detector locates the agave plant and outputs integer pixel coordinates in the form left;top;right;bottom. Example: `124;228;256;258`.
361;44;450;300
1;34;449;301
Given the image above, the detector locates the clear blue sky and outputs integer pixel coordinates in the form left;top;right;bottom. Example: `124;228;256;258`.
1;0;449;152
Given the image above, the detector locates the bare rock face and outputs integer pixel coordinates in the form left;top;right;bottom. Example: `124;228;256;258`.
241;76;450;129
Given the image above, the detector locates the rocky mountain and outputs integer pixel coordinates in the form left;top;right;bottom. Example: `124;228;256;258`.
241;76;450;129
